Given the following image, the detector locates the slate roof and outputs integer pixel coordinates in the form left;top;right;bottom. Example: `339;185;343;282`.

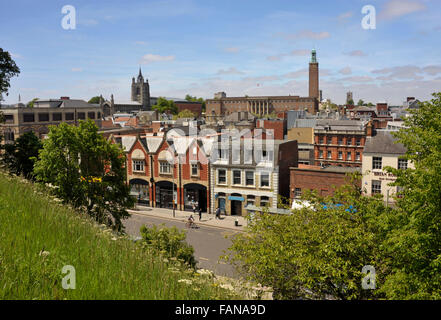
363;131;407;155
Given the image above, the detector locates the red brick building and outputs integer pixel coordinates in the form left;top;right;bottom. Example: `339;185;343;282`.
314;119;373;167
175;101;203;117
119;134;212;212
256;119;287;140
290;164;361;198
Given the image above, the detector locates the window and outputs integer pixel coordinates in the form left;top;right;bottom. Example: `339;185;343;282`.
4;114;14;123
217;169;226;184
78;112;86;120
233;170;241;185
97;112;101;118
338;151;343;160
260;196;270;207
246;195;255;207
52;113;62;121
356;152;361;161
191;163;198;176
356;138;361;146
245;171;254;186
65;113;74;121
219;148;228;160
398;158;408;170
319;150;323;158
346;137;352;146
338;138;343;145
260;172;270;187
372;157;382;169
4;131;14;142
38;113;49;122
23;113;35;123
347;152;352;161
294;188;302;198
372;180;381;194
88;112;96;119
133;160;145;172
327;151;332;159
160;161;171;174
319;136;324;144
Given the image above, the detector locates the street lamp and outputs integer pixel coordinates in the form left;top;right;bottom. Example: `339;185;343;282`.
172;155;176;217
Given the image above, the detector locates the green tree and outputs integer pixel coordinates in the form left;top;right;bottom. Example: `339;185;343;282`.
0;48;20;101
88;96;101;104
140;224;197;269
366;102;374;107
347;99;354;105
357;99;364;106
381;92;441;299
185;94;206;112
34;120;135;231
152;97;178;115
27;97;39;108
2;131;42;179
173;109;196;120
223;173;391;300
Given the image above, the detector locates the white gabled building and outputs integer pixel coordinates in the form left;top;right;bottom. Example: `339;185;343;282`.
362;131;413;203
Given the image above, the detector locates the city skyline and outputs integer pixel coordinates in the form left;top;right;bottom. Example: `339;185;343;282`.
1;0;441;105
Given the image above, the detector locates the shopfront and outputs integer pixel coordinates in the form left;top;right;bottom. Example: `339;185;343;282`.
129;179;150;206
229;193;244;216
155;181;177;209
183;183;207;212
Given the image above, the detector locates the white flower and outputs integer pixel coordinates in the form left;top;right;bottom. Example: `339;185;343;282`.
39;250;50;257
178;279;193;285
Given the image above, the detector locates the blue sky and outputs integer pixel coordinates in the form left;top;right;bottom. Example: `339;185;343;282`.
1;0;441;105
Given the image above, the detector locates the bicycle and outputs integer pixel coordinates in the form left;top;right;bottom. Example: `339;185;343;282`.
185;221;198;229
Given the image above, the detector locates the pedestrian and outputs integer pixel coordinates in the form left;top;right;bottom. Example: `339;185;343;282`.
192;202;196;214
198;207;202;221
215;207;220;219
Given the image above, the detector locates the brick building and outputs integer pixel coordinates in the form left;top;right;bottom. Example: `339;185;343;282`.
205;50;320;121
314;119;373;167
290;164;361;199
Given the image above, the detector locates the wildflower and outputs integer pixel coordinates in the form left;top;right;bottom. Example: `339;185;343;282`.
111;237;117;241
178;279;193;285
39;250;50;257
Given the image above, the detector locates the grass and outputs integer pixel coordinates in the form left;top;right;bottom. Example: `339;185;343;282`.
0;171;239;299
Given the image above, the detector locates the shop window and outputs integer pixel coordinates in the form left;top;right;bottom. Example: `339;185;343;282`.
217;169;226;184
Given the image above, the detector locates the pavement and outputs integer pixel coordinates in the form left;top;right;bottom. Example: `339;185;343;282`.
128;205;248;232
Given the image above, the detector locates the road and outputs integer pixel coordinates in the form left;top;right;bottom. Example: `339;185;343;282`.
123;213;239;278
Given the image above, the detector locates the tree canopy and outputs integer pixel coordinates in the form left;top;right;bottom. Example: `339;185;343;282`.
34;120;135;231
88;96;101;104
173;109;197;120
0;48;20;101
185;94;205;112
27;97;39;108
152;97;178;115
2;131;42;180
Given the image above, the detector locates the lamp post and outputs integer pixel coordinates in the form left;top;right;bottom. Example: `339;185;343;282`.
172;156;176;217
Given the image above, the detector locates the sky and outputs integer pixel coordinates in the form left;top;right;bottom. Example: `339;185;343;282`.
1;0;441;105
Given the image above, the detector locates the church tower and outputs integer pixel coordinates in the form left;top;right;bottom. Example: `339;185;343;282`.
131;68;150;110
309;49;319;101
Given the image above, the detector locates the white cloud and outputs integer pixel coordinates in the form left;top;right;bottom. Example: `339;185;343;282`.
338;11;353;20
379;0;426;20
224;47;239;53
139;54;175;65
345;50;367;57
216;67;244;75
339;67;352;75
10;53;22;59
275;30;331;40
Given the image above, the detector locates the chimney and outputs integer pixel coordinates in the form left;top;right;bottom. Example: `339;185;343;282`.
367;120;373;137
407;97;415;102
60;96;70;100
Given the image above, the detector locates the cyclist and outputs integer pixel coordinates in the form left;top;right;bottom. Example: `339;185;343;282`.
187;214;195;228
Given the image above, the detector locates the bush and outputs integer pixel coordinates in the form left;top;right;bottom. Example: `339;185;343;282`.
140;224;197;269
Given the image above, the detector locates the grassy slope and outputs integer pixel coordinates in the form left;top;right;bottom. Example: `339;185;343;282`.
0;171;236;299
